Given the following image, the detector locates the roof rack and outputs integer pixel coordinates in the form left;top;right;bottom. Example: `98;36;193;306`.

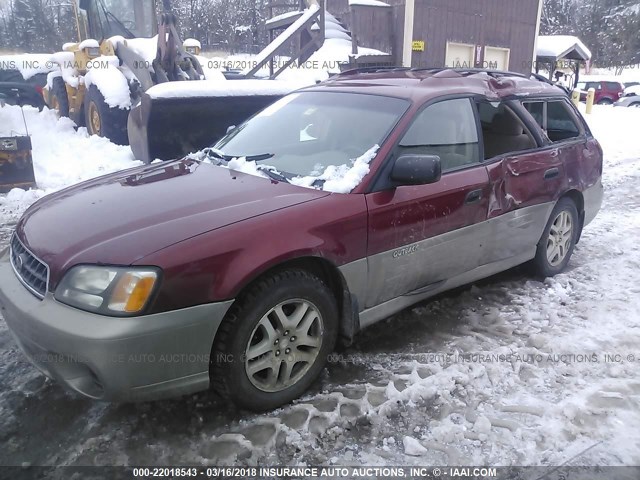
335;65;411;76
333;66;560;89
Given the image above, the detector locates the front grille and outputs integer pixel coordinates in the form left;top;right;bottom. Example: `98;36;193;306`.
10;234;49;299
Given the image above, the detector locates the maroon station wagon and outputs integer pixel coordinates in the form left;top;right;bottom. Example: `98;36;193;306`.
0;69;603;410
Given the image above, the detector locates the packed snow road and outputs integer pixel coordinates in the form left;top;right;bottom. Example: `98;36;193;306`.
0;104;639;467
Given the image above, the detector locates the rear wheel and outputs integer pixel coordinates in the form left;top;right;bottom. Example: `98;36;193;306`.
84;84;129;145
210;269;338;411
597;98;613;105
532;197;579;277
49;77;69;117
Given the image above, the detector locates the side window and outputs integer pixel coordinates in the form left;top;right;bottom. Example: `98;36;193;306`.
523;100;581;143
399;98;480;172
605;82;621;91
477;101;537;159
546;101;580;141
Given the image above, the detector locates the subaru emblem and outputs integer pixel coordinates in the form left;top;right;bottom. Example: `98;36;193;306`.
16;253;28;270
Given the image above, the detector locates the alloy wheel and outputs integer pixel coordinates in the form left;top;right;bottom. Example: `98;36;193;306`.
546;211;573;267
245;299;324;392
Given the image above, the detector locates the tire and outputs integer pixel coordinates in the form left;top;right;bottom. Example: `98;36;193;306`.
630;102;640;108
211;269;339;411
84;84;129;145
49;76;70;117
532;197;579;277
596;98;613;105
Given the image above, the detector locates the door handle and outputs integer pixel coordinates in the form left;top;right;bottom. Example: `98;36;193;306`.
465;189;483;204
544;167;559;180
549;149;559;158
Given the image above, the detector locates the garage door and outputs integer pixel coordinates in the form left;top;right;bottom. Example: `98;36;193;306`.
485;46;510;70
445;42;475;69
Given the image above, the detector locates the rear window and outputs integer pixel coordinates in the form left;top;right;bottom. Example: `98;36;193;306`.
523;100;581;143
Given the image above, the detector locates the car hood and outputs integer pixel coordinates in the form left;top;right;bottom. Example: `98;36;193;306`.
17;158;329;284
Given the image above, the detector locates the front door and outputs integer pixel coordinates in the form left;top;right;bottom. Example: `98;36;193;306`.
364;98;490;309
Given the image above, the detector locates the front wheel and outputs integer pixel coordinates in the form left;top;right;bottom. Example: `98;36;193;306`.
532;198;579;277
210;270;338;411
84;84;129;145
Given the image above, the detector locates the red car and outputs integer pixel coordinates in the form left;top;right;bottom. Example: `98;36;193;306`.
0;69;603;410
577;79;625;104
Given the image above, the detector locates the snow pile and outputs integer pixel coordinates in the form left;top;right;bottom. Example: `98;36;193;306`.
183;38;201;49
146;78;309;99
0;53;56;80
537;35;592;60
0;105;139;217
84;56;132;109
225;157;269;179
78;39;100;50
49;51;79;88
291;145;379;193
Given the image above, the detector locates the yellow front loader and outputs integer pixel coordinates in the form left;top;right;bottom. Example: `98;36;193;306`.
44;0;205;145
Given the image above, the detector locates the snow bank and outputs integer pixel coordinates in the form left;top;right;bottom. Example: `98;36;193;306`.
0;105;140;215
146;78;308;99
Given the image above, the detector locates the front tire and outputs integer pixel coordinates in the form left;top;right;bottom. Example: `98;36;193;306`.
210;269;338;411
532;197;579;277
84;84;129;145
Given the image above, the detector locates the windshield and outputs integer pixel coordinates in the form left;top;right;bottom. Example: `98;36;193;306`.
213;91;410;184
89;0;156;39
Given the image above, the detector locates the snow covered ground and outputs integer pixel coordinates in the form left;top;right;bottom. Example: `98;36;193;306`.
0;103;639;467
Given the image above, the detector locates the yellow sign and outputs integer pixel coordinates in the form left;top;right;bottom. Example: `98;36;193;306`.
412;40;425;52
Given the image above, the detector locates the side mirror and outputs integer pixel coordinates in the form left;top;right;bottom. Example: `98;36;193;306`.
390;154;441;186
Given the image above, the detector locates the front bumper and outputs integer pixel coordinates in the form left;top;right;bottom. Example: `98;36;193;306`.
0;249;233;401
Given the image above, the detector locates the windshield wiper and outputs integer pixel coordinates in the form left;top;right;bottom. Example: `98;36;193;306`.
257;166;289;183
245;153;274;162
203;149;274;163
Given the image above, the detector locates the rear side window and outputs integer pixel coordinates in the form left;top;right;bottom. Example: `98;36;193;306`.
523;100;581;143
476;101;537;159
399;98;480;172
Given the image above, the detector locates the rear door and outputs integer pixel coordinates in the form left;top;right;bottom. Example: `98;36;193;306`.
364;97;490;308
477;99;558;263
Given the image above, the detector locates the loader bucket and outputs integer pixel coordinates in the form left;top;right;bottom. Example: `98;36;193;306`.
0;135;36;193
128;80;307;164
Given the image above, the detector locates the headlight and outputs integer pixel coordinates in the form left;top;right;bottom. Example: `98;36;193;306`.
55;265;160;316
